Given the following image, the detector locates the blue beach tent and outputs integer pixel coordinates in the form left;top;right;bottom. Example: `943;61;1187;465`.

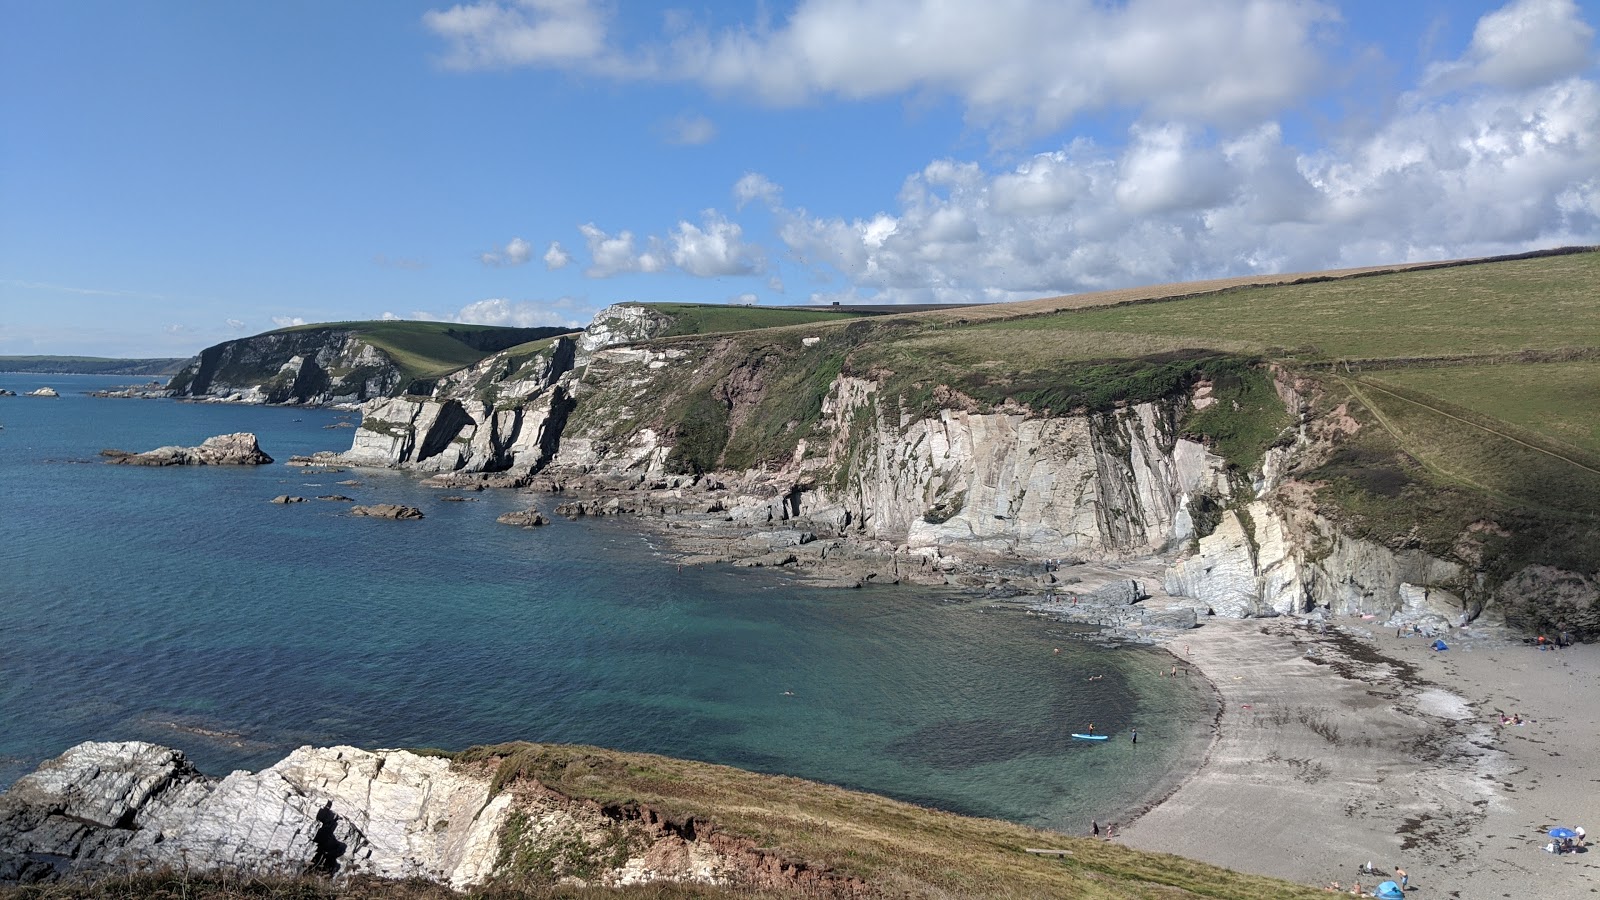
1374;881;1404;900
1431;639;1449;651
1550;826;1577;839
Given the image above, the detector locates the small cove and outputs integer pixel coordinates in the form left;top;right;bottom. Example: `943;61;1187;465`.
0;375;1215;831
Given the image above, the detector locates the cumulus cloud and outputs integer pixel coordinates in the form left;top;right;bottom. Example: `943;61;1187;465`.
424;0;608;69
481;236;534;266
424;0;1339;133
544;241;571;269
669;212;766;276
578;224;668;277
271;316;306;328
225;318;246;330
766;62;1600;302
663;112;717;145
1427;0;1595;91
734;172;782;209
452;296;594;329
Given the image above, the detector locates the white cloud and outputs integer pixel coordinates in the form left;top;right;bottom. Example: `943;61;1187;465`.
271;316;306;327
225;318;246;330
577;224;667;277
766;63;1600;301
424;0;608;69
669;212;766;276
733;292;759;305
1427;0;1595;91
663;112;717;145
543;241;571;269
734;172;782;209
423;0;1339;133
481;236;534;266
452;297;593;329
380;311;401;321
372;253;427;270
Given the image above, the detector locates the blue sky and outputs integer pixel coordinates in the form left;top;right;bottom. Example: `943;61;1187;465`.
2;0;1597;357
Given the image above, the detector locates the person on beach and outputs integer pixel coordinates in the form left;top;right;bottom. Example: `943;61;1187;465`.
1395;867;1406;888
1170;665;1178;677
1091;820;1100;837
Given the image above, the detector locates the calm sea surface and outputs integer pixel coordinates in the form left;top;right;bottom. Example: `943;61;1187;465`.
0;375;1214;831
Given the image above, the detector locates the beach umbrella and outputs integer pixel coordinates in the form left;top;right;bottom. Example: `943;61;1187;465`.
1550;827;1577;839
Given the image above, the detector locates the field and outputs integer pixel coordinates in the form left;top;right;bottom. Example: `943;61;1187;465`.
1370;360;1600;456
273;321;572;381
646;303;880;338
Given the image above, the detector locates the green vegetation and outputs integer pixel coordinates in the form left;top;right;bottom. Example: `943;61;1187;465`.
643;303;878;338
0;871;763;899
0;355;185;376
271;321;570;381
984;250;1600;362
1372;360;1600;456
441;742;1326;899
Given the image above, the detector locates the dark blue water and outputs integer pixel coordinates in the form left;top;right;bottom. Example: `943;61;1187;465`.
0;374;1213;830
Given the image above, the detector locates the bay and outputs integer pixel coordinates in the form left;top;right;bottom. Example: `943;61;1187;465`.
0;374;1214;831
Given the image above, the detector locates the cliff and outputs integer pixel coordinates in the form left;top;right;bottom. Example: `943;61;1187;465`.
0;741;1323;898
330;252;1600;638
165;322;570;405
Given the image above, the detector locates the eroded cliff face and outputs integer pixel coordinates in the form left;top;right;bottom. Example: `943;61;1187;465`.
340;338;577;475
169;331;401;405
329;312;1592;630
0;742;862;894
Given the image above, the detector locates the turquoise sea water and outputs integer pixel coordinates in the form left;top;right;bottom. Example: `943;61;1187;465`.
0;375;1214;831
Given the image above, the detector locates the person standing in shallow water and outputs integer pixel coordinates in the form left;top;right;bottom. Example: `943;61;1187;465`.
1131;728;1137;744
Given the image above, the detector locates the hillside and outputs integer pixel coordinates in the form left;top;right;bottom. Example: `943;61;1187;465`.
332;246;1599;638
165;321;573;404
0;355;185;376
0;740;1325;899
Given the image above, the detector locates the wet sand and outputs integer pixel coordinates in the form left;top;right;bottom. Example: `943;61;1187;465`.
1121;609;1600;897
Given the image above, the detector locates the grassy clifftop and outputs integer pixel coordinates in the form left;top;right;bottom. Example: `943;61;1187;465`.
269;321;573;382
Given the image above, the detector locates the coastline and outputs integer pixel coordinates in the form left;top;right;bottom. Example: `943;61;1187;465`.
1122;600;1599;897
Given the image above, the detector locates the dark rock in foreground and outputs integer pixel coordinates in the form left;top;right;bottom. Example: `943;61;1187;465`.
349;504;423;520
102;432;273;466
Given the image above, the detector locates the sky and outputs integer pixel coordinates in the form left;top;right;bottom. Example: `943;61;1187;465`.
1;0;1597;357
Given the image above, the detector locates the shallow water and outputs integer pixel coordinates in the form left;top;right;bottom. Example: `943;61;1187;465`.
0;375;1214;830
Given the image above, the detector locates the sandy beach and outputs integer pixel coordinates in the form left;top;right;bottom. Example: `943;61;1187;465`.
1120;604;1600;897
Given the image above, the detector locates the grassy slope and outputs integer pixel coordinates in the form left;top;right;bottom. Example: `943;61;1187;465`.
267;321;569;382
644;303;879;338
0;356;186;376
1371;360;1600;456
455;743;1324;899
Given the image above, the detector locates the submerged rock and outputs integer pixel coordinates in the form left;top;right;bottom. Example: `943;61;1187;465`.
350;504;423;520
270;495;307;504
102;432;274;466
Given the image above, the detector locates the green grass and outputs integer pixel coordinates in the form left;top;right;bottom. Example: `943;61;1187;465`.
441;742;1327;899
271;321;568;381
1370;360;1600;456
0;355;186;376
971;251;1600;362
643;303;878;338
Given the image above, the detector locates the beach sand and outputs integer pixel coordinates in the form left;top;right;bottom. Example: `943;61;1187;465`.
1120;609;1600;897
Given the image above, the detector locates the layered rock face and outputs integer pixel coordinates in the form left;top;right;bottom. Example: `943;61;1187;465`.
102;432;274;466
340;338;577;476
168;331;401;405
0;742;856;894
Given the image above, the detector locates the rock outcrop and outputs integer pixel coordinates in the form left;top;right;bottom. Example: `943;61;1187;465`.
0;742;868;895
103;433;274;466
496;508;548;527
350;504;423;520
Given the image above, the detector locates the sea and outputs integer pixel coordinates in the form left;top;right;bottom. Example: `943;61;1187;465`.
0;374;1215;832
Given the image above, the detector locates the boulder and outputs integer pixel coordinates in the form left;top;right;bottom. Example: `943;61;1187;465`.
270;496;307;504
496;509;548;527
350;504;424;520
103;433;273;466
